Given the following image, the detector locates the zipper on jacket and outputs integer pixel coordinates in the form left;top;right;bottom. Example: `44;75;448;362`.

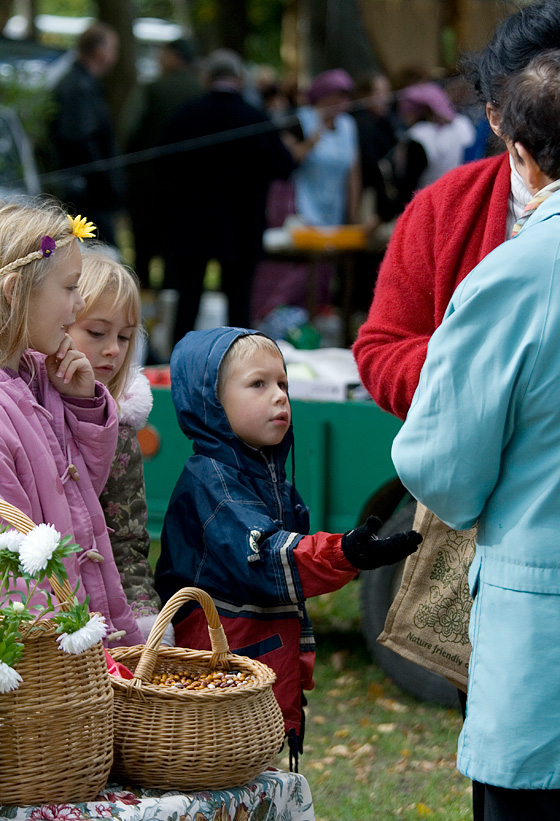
262;453;283;522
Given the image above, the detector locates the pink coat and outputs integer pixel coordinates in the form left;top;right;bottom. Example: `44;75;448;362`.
0;351;143;647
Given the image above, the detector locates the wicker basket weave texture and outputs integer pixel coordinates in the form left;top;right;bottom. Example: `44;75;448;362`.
0;500;114;805
110;587;286;791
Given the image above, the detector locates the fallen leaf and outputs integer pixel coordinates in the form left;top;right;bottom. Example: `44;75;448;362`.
377;723;397;733
330;651;348;672
329;744;350;757
312;715;326;725
377;697;408;713
414;760;437;772
335;674;356;686
327;688;344;698
355;772;371;784
334;728;349;738
416;803;433;816
352;743;374;759
368;682;385;701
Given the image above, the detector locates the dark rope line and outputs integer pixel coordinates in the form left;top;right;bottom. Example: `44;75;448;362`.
2;85;470;189
37;111;304;186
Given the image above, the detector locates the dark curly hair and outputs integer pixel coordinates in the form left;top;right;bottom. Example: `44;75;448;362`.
461;1;560;108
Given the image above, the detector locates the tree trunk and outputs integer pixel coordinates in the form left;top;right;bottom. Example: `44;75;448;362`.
96;0;137;120
307;0;378;78
216;0;249;56
0;0;13;34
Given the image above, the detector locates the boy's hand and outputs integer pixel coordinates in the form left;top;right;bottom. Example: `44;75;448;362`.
341;515;422;570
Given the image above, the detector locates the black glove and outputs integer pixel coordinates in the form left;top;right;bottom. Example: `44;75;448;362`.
341;515;422;571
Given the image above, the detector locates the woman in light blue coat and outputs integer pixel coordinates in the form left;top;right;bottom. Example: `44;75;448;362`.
392;52;560;819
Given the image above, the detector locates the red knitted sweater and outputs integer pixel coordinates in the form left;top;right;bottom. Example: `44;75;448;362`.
353;153;511;420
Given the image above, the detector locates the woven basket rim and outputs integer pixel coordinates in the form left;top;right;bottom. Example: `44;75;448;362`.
109;646;277;700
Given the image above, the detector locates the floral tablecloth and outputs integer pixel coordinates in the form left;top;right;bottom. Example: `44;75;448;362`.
0;770;314;821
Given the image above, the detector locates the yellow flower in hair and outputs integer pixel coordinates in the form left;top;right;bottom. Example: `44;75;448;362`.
67;214;96;242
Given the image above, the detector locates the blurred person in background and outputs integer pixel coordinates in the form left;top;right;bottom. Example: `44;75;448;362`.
251;68;361;324
290;69;361;227
392;81;476;207
160;48;295;344
351;72;398;223
51;23;120;247
445;75;494;162
123;38;203;289
349;73;400;320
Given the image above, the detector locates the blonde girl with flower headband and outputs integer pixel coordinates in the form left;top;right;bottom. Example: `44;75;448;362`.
0;199;144;647
0;207;93;370
67;250;172;644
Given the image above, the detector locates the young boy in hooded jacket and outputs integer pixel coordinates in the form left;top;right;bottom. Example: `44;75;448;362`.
155;327;421;757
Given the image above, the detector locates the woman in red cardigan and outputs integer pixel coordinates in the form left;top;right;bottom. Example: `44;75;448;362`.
353;0;560;422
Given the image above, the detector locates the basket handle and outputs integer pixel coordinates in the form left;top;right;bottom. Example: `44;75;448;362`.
0;499;74;611
132;587;232;685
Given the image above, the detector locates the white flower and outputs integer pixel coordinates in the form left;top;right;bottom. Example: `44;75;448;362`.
57;613;107;655
0;529;24;552
19;524;61;575
0;660;22;693
12;601;25;613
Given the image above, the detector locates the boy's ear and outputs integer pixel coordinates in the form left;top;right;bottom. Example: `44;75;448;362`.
514;141;552;192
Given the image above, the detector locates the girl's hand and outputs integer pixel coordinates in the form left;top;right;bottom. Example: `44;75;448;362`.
45;334;95;398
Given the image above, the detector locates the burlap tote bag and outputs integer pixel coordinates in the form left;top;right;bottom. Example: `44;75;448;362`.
377;502;476;692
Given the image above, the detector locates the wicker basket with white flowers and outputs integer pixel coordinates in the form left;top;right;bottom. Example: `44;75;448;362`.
0;500;113;806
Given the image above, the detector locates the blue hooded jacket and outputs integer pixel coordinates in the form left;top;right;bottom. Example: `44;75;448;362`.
155;327;315;733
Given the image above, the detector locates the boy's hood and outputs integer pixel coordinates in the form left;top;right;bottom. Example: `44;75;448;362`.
170;327;294;472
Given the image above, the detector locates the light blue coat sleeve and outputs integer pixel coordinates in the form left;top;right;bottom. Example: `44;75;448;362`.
391;238;547;530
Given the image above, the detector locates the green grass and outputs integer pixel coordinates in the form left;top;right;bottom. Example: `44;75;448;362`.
286;583;472;821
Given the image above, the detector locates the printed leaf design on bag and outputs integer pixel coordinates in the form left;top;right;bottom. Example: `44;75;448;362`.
378;505;477;691
412;528;475;646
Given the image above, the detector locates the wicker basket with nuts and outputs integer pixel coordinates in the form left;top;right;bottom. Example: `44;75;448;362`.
109;587;285;791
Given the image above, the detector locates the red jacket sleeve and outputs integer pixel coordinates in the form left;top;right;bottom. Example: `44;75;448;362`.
353;153;511;420
294;532;357;599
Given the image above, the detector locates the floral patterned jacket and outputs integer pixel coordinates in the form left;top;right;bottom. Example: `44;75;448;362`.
99;369;161;623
